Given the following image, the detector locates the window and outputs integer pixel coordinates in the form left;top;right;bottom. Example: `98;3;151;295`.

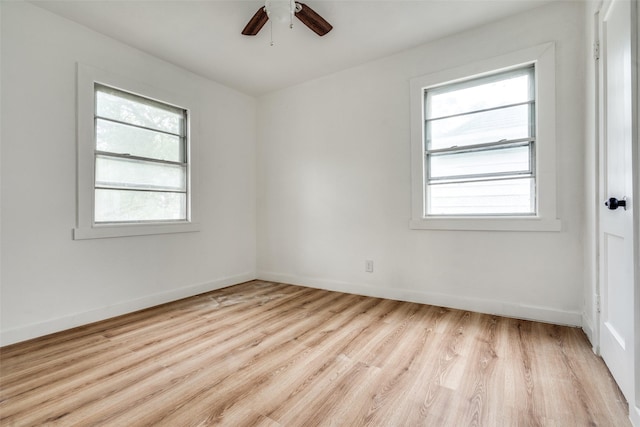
410;43;560;231
425;66;535;216
75;64;199;239
94;85;188;223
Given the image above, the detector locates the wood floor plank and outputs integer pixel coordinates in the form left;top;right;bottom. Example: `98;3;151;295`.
57;294;337;425
146;295;382;426
0;280;631;426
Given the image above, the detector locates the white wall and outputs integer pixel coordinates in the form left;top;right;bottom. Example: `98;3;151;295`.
0;2;257;345
257;1;586;325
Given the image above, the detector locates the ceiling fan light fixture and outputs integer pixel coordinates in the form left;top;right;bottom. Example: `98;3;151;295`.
265;0;295;24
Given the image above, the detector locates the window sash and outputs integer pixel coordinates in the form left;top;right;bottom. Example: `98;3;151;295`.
94;189;187;224
426;176;536;217
95;84;185;135
96;118;186;164
426;139;535;183
94;154;187;193
424;66;535;120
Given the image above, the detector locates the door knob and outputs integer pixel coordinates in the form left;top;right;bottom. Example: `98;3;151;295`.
604;197;627;210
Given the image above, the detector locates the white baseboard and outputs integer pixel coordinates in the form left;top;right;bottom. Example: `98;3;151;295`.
631;404;640;427
2;271;583;347
0;272;256;347
258;271;582;327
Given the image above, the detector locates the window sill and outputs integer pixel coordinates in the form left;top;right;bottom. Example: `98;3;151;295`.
409;217;561;232
73;222;200;240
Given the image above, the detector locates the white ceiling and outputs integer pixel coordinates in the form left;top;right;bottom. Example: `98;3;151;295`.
31;0;555;96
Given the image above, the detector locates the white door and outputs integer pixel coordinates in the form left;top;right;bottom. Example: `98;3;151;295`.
598;0;636;408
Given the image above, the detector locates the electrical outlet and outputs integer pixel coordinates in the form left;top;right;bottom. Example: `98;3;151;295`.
365;260;374;273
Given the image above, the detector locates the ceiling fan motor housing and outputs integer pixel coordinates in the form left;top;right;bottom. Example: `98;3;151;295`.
265;0;296;23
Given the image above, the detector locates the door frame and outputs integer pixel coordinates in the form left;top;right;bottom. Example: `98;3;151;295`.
633;1;639;423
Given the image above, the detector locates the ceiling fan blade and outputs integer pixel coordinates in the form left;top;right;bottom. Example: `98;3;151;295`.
242;6;269;35
295;2;332;36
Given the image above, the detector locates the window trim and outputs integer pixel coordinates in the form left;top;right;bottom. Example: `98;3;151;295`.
74;63;200;239
409;43;561;231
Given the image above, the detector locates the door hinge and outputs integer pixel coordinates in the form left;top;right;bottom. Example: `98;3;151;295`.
594;40;600;60
596;294;601;314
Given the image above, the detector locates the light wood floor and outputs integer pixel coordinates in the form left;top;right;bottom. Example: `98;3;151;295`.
0;280;630;426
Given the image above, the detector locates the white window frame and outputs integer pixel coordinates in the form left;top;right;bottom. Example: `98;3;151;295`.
409;43;561;231
74;63;200;239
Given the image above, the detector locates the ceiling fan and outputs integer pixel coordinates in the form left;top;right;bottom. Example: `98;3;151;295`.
242;0;333;37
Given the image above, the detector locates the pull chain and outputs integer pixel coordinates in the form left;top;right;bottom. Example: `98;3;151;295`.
270;20;274;46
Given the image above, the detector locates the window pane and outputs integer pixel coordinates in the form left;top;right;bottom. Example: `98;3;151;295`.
95;155;186;192
95;189;186;222
427;70;532;119
427;104;530;150
429;145;531;179
96;85;184;135
427;178;534;215
97;119;184;162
